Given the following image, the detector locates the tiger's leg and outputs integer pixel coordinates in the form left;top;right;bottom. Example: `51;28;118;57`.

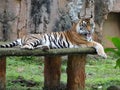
35;45;50;51
93;41;107;58
21;45;49;50
86;41;107;58
78;41;107;58
21;44;34;50
21;40;42;50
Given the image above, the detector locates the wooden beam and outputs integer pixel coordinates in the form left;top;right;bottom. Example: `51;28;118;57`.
0;47;96;56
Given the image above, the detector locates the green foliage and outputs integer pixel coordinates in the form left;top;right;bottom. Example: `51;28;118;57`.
105;37;120;68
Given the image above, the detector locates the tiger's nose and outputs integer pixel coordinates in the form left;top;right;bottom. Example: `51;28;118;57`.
87;26;91;31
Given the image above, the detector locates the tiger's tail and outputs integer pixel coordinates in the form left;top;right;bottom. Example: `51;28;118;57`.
0;39;21;48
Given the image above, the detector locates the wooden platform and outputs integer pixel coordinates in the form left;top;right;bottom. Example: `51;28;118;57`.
0;47;96;90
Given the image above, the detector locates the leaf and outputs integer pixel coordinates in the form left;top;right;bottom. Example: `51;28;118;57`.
111;37;120;50
115;58;120;68
105;48;120;56
105;48;116;53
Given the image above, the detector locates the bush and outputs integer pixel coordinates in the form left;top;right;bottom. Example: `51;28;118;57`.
105;37;120;68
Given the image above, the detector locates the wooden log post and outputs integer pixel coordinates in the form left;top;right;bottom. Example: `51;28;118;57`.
44;56;61;90
0;57;6;90
67;54;86;90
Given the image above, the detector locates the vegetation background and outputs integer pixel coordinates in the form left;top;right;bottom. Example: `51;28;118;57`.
6;55;120;90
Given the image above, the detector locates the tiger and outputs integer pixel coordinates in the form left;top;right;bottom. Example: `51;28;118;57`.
0;17;107;58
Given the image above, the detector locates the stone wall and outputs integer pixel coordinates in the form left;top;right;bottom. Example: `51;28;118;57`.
0;0;72;41
100;0;120;47
102;13;120;48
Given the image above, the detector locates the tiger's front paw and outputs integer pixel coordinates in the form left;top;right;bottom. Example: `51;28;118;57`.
96;49;107;59
94;44;107;59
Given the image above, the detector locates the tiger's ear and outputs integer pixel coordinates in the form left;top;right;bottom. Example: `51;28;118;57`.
72;22;77;27
71;19;79;25
71;20;80;30
91;14;93;18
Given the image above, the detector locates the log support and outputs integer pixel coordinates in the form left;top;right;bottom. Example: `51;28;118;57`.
0;57;6;90
44;56;61;90
67;54;86;90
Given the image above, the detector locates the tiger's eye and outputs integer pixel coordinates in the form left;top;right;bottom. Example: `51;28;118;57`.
84;33;87;36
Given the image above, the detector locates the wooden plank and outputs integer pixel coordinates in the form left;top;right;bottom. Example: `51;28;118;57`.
0;57;6;90
0;47;96;56
67;54;86;90
44;56;61;90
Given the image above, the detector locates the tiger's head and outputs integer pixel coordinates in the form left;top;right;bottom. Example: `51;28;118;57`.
75;17;95;41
